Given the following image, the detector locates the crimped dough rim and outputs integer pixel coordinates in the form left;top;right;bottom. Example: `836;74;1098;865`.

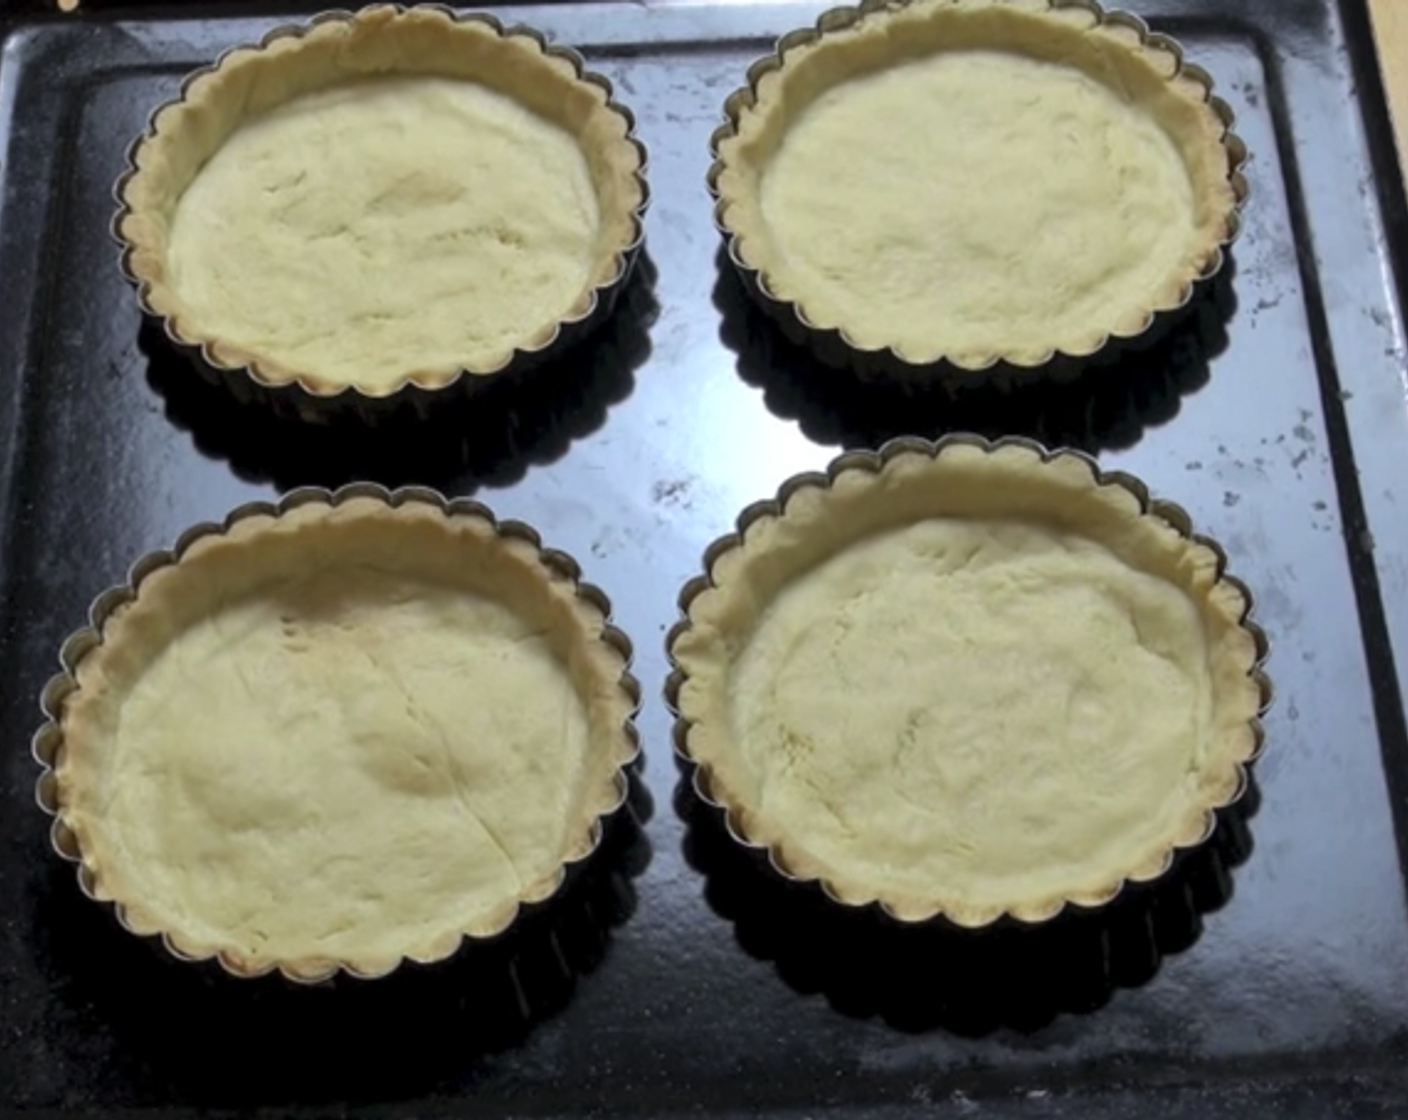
708;0;1247;374
114;3;648;400
666;436;1271;928
33;487;641;983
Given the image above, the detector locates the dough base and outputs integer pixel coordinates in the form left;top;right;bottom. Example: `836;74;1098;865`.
760;51;1195;363
714;0;1237;367
670;443;1264;924
732;518;1211;912
168;76;599;391
56;499;635;978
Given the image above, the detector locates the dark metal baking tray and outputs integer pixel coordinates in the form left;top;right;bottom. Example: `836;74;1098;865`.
4;0;1408;1114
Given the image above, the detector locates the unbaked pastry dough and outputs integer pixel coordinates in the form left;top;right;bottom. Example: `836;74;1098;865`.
714;0;1237;367
117;5;644;394
168;77;600;391
671;443;1263;925
55;498;636;979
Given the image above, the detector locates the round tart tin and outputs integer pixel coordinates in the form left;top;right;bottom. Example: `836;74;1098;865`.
665;434;1272;929
32;485;642;984
678;761;1258;1029
712;237;1236;450
707;0;1249;386
114;4;650;421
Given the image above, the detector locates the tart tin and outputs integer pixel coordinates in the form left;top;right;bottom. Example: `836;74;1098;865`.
38;786;652;1090
665;433;1273;930
678;765;1258;1031
32;483;643;985
714;241;1235;454
706;0;1250;387
141;249;659;491
113;4;651;423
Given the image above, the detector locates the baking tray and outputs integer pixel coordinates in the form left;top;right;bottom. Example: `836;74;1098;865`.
4;0;1408;1115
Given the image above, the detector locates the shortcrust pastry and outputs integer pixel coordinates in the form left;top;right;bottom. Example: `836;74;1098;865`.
49;495;638;979
669;441;1265;925
711;0;1241;369
117;6;645;396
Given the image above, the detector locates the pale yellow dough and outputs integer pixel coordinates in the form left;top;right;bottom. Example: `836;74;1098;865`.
714;0;1238;367
759;52;1194;362
56;500;634;978
167;76;600;390
97;571;584;966
671;444;1263;925
732;519;1210;913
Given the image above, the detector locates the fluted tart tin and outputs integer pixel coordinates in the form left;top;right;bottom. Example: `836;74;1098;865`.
667;434;1271;929
114;4;651;421
707;0;1249;385
33;484;643;984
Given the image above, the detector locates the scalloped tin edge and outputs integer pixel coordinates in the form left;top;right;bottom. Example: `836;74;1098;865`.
31;483;644;985
664;433;1273;932
705;0;1250;388
111;3;652;424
